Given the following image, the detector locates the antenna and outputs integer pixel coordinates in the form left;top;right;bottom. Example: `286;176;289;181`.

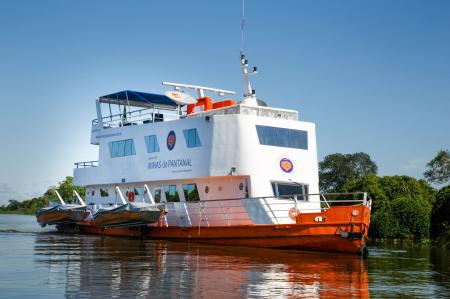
239;0;259;106
241;0;245;54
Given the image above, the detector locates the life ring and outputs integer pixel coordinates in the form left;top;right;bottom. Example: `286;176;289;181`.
127;191;135;202
288;207;300;221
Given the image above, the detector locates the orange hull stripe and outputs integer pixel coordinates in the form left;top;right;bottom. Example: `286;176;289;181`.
73;205;371;254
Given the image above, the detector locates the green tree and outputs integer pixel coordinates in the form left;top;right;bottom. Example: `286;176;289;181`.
6;200;20;211
391;196;431;240
424;150;450;185
343;174;398;238
380;176;435;205
430;185;450;242
319;152;378;192
56;176;85;203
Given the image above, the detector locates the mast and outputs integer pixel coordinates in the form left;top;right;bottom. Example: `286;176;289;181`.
240;53;258;106
239;1;258;106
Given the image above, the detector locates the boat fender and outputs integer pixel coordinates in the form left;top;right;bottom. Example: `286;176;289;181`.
127;191;135;202
288;207;300;221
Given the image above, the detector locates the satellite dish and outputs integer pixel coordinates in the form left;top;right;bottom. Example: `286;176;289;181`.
164;90;197;105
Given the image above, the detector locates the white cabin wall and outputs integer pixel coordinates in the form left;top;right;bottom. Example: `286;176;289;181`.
209;115;320;199
75;113;320;206
75;117;214;186
196;177;248;201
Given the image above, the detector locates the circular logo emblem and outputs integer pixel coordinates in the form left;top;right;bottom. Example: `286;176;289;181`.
280;158;294;173
167;130;176;151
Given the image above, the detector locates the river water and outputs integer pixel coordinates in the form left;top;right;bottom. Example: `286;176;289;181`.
0;214;449;298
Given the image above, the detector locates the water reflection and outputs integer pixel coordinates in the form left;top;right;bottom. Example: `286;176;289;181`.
2;215;448;298
34;234;369;298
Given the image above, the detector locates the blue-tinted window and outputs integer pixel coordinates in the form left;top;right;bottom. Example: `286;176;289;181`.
144;135;160;153
183;128;202;148
256;125;308;150
256;126;276;146
289;129;307;149
124;139;135;156
108;139;136;158
118;140;126;156
277;127;290;147
112;141;120;157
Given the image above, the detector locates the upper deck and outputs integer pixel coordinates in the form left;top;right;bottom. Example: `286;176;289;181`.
94;102;298;129
91;89;299;145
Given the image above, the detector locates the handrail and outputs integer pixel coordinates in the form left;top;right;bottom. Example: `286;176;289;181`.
187;104;298;121
262;197;279;224
156;192;372;228
92;107;179;128
171;192;371;204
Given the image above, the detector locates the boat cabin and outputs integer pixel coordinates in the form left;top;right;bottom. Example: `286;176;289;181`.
74;57;321;225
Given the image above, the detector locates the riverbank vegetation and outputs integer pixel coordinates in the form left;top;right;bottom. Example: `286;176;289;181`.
0;177;85;215
1;151;449;245
320;150;450;246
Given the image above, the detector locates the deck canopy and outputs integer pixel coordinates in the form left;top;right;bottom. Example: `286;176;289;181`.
99;90;178;109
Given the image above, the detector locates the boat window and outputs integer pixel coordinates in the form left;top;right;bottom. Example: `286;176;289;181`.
271;182;308;200
183;184;200;202
109;141;119;157
124;139;135;156
183;128;202;148
118;140;126;156
144;135;160;153
100;188;109;197
256;125;308;150
154;113;164;122
154;189;161;203
108;139;136;158
133;187;144;196
164;185;180;202
277;127;290;147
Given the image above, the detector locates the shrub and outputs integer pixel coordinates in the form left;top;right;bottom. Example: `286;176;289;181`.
343;175;434;241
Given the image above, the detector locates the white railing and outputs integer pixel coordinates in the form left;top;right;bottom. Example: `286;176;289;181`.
93;107;179;128
93;103;298;129
157;192;371;228
187;104;298;121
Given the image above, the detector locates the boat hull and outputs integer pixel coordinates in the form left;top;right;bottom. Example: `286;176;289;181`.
36;206;89;226
94;210;167;227
93;203;167;227
70;205;370;255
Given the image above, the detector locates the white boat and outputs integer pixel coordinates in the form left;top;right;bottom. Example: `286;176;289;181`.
93;202;167;228
44;53;371;255
36;190;89;226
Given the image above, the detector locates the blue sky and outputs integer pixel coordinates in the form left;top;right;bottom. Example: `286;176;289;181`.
0;0;449;204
